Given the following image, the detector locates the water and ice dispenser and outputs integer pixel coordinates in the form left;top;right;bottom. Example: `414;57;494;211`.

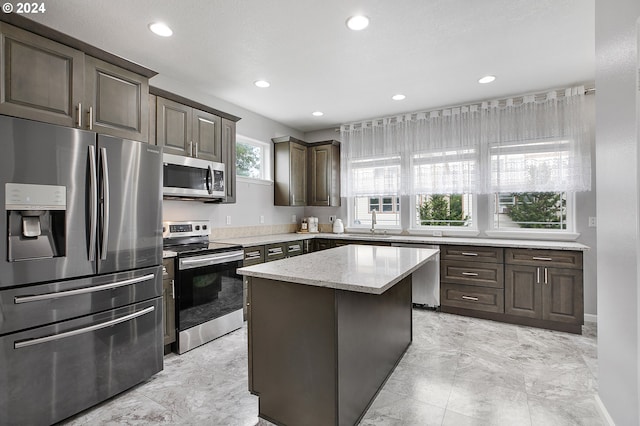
5;183;66;261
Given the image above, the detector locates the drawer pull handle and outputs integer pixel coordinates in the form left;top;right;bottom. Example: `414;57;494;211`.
268;248;284;255
245;252;262;259
532;257;552;261
461;272;479;277
461;252;478;256
461;295;479;301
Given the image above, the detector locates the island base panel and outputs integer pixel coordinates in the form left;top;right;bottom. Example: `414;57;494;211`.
248;276;412;426
336;275;412;425
250;278;337;425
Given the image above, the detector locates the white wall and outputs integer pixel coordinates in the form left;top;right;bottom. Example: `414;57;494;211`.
595;1;640;424
152;74;305;227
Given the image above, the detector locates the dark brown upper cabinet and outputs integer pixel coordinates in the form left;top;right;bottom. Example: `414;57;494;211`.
272;136;341;207
156;96;222;163
0;21;152;142
221;118;237;203
308;141;340;207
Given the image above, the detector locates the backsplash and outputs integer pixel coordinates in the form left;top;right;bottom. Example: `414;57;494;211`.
210;223;298;239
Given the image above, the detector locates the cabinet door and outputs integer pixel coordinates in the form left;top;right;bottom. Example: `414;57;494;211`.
309;144;331;206
84;56;149;142
543;267;583;324
156;97;192;155
221;118;236;203
505;265;541;319
193;109;222;162
0;23;84;127
290;142;307;206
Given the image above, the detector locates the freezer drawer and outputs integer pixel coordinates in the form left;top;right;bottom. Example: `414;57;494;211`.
0;297;163;426
0;266;162;335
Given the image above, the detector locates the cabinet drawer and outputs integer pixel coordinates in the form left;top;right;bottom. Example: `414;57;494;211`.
265;243;287;262
441;260;504;288
441;283;504;313
286;241;304;257
441;245;503;263
244;246;265;266
505;249;582;269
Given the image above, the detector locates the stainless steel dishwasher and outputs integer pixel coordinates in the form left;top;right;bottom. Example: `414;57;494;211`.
391;243;440;309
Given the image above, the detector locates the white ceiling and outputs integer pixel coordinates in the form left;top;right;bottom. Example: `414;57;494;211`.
29;0;595;133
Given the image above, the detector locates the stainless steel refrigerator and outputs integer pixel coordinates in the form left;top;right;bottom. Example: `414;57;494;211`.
0;115;163;425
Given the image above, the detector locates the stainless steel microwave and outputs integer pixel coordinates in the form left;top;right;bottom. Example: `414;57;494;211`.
163;153;225;200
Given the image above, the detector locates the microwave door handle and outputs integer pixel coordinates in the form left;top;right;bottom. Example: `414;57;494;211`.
207;165;213;194
88;146;97;261
100;147;110;261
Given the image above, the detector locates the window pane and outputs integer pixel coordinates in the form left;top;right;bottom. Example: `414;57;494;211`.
494;192;567;230
236;142;262;179
354;196;400;227
415;194;472;227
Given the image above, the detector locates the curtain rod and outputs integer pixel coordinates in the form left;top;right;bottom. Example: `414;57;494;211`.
335;86;596;132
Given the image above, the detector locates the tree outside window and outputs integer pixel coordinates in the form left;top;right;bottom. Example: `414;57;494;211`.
417;194;471;227
498;192;567;229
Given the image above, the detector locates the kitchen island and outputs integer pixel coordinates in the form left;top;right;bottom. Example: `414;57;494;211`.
238;244;439;426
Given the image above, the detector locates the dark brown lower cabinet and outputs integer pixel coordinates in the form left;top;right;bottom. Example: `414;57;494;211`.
504;250;584;333
442;246;584;334
162;258;176;351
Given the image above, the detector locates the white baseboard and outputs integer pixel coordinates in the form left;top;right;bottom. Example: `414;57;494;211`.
584;313;597;323
595;395;616;426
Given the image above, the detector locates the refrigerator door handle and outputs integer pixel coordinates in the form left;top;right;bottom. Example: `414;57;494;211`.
100;147;110;261
88;146;97;261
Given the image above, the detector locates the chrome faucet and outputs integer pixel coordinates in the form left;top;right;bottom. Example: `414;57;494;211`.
370;210;377;233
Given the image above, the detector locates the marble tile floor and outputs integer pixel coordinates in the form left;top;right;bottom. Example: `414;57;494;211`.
60;310;601;426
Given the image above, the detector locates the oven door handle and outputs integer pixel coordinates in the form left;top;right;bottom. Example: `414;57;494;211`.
180;252;243;267
14;274;156;304
14;306;155;349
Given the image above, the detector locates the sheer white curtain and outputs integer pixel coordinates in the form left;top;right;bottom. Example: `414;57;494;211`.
484;86;592;193
340;117;409;197
410;106;482;194
340;85;592;196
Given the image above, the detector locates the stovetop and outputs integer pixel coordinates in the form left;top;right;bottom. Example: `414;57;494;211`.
162;220;242;257
163;241;242;256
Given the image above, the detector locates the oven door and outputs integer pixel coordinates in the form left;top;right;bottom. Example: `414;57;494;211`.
176;250;243;332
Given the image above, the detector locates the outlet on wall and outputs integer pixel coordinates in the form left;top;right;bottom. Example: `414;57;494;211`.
292;214;297;223
226;215;231;225
588;216;597;227
329;215;336;223
260;215;265;224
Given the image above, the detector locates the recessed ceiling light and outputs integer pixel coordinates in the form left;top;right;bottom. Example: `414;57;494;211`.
392;94;406;101
254;80;271;88
148;22;173;37
478;75;496;84
346;15;369;31
312;111;324;117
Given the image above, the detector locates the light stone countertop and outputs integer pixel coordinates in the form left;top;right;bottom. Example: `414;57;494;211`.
214;232;590;251
237;245;439;295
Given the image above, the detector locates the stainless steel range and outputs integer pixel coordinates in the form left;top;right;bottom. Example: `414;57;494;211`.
163;220;244;354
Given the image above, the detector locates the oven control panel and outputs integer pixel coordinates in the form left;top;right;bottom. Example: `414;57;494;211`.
162;220;210;239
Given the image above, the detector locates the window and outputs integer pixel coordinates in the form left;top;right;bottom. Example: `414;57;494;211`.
352;196;400;228
236;135;271;181
493;192;570;230
415;193;473;227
